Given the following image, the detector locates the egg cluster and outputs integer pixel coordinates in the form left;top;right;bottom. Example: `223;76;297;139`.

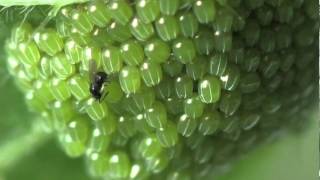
4;0;318;179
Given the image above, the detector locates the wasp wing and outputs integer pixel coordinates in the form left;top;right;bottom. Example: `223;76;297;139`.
88;59;97;82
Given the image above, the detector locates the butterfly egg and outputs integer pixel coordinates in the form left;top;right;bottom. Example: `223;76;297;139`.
33;80;55;103
103;80;124;103
156;121;178;147
107;0;133;25
119;66;142;94
162;58;183;77
193;27;214;55
184;95;205;119
101;46;123;74
49;78;72;101
214;8;234;33
107;21;132;42
165;97;183;115
208;53;228;76
198;76;221;104
138;134;163;159
240;73;261;94
242;48;260;72
85;98;109;121
259;29;276;53
25;90;47;112
131;86;156;110
52;53;76;79
241;19;261;47
64;39;84;64
144;38;170;63
117;116;137;138
155;77;173;99
174;75;193;99
86;0;111;28
145;101;167;129
33;29;64;56
213;31;233;52
58;116;91;158
194;140;214;164
172;38;196;64
120;40;144;66
177;114;197;137
178;12;199;38
11;23;33;43
69;7;94;34
133;113;153;134
135;0;160;23
193;0;216;24
129;17;154;41
159;0;180;15
240;112;261;131
155;15;180;41
82;45;102;71
198;111;221;135
39;56;54;79
68;75;91;101
145;152;169;173
16;41;41;66
52;100;76;130
106;151;131;179
186;56;207;81
256;5;274;26
140;61;163;87
85;151;109;177
219;90;242;116
220;64;241;91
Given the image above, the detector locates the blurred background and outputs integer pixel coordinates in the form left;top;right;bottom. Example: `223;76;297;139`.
0;59;318;180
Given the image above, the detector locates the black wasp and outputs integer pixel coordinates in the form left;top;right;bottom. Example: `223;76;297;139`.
89;60;109;102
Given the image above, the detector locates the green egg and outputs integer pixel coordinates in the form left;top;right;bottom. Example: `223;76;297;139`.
133;113;154;134
155;15;180;41
104;80;124;103
156;121;178;147
140;61;163;87
51;100;75;130
55;17;72;37
260;54;280;79
193;0;216;23
34;80;55;103
130;17;154;41
121;94;142;115
111;132;129;147
280;50;295;72
50;78;72;101
259;29;276;53
146;152;169;173
70;8;94;34
69;28;92;46
102;46;123;74
262;95;282;114
174;75;193;99
163;58;184;77
59;116;90;158
107;151;131;179
167;170;191;180
86;151;109;177
155;78;173;99
136;0;160;23
118;116;137;138
177;114;197;137
165;97;183;115
194;27;214;55
214;8;234;32
184;95;205;119
107;21;132;43
138;134;163;159
16;41;41;66
256;5;273;26
107;0;133;25
266;73;282;92
144;38;170;63
276;4;293;23
198;76;221;103
87;115;116;153
275;25;292;50
25;91;47;112
119;66;141;94
198;111;221;135
241;19;260;47
81;46;102;71
240;112;261;130
159;0;180;15
220;115;240;133
11;23;32;44
240;73;261;94
24;65;40;80
185;132;205;150
85;98;109;121
244;0;264;9
178;12;199;37
242;49;260;72
130;86;155;110
33;29;64;56
145;101;167;129
213;31;233;52
220;64;241;91
194;140;214;164
219;91;242;116
229;39;245;65
129;163;150;179
208;53;228;76
86;0;111;27
172;38;196;64
186;56;207;80
64;39;83;64
68;75;90;101
121;40;144;66
52;53;76;79
242;89;266;110
91;28;115;47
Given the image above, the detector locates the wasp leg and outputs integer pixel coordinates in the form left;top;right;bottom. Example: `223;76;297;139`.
100;91;109;102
